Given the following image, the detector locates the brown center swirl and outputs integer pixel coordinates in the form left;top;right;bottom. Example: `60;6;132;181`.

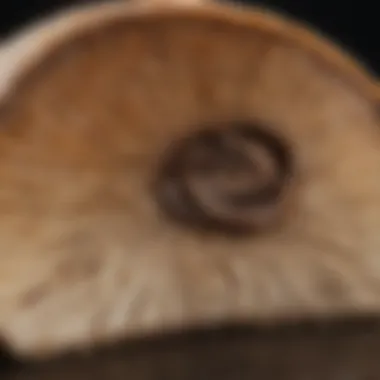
154;123;293;235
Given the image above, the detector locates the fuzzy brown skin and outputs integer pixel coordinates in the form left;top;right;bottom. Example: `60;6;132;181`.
1;0;380;360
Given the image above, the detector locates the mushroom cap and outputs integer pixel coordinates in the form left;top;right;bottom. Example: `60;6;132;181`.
1;0;380;359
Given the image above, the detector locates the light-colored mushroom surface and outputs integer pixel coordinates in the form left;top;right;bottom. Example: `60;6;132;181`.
1;0;380;360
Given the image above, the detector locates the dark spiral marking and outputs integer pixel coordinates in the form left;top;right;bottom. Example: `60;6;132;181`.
154;122;293;235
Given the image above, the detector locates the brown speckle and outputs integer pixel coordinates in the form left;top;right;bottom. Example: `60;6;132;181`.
19;284;50;309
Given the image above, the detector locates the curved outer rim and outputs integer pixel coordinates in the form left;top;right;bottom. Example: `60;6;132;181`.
0;0;379;106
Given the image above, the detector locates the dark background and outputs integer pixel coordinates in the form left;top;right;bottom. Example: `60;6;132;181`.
0;0;378;74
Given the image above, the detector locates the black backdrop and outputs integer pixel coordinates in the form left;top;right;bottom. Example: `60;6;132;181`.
0;0;379;73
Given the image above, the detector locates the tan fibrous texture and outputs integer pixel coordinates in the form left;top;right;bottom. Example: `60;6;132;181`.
1;2;380;359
